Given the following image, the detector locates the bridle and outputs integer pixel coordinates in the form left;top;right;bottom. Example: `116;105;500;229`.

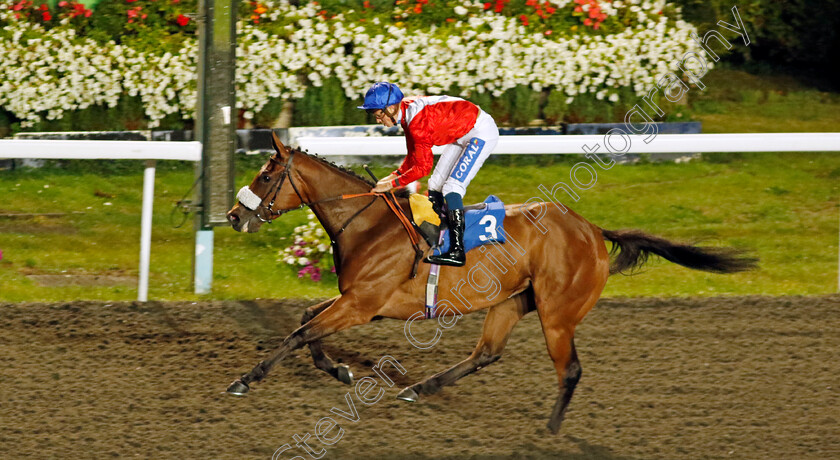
247;149;377;231
237;148;426;277
253;149;306;223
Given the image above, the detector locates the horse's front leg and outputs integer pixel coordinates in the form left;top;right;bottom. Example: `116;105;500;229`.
301;296;354;385
226;294;377;395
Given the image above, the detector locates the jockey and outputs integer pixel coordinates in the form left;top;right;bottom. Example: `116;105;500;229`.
359;82;499;267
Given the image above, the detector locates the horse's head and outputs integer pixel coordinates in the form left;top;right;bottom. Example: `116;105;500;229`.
226;132;306;233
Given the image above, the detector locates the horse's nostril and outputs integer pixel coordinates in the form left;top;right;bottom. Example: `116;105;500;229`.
228;213;240;224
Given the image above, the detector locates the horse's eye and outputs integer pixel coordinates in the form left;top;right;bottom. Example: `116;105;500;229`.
261;174;272;183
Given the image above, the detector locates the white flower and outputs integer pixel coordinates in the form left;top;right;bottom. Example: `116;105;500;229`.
298;257;310;265
0;0;700;130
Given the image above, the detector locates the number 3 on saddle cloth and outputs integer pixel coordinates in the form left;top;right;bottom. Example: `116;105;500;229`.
409;194;507;319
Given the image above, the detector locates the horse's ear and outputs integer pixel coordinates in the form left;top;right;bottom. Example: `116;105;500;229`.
270;131;289;158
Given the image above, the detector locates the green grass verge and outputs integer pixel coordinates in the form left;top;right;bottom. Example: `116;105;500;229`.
692;68;840;133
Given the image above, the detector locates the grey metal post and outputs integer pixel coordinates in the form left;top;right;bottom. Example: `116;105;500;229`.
193;0;237;294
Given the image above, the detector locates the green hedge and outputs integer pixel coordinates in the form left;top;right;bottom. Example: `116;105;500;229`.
282;84;694;128
15;95;171;133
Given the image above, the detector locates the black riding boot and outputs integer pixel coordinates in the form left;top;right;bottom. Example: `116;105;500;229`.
428;190;445;217
425;209;466;267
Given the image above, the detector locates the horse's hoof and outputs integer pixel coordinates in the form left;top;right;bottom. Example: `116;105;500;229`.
336;364;354;385
546;418;562;434
226;379;250;396
396;387;418;403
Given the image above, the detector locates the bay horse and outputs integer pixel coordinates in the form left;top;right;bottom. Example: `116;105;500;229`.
224;133;756;433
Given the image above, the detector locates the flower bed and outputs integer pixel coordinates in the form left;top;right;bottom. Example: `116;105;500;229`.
1;0;704;129
279;210;335;282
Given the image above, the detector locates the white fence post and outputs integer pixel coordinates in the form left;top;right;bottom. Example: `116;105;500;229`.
194;230;214;295
138;160;157;302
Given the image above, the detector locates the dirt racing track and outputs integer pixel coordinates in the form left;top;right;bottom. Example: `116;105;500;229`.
1;295;838;459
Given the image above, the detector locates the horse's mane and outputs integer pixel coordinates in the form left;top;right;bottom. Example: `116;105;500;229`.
294;147;411;199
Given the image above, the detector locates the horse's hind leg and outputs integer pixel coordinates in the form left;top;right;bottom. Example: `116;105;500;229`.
536;291;598;434
396;290;533;402
300;297;354;385
546;336;581;433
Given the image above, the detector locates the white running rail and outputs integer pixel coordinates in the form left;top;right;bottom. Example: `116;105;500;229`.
296;133;840;155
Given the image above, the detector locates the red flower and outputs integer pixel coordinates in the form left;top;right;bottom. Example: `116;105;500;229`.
42;11;51;20
84;9;91;17
519;14;528;25
546;6;555;13
544;29;552;35
483;2;491;9
446;17;454;22
583;18;592;26
574;6;581;12
58;1;67;6
176;14;189;26
363;0;371;7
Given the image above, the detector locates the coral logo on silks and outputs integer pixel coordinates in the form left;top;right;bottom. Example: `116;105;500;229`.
450;137;485;181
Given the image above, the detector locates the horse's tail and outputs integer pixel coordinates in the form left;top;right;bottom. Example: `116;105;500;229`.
600;228;758;275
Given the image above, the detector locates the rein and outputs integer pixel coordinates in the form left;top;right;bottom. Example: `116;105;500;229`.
239;150;424;277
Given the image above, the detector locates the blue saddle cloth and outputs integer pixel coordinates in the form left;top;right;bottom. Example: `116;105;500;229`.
432;195;506;256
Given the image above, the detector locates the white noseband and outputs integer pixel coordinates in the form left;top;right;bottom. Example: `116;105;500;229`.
237;186;262;211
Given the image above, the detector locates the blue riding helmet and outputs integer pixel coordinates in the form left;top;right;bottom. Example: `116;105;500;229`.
358;82;404;110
